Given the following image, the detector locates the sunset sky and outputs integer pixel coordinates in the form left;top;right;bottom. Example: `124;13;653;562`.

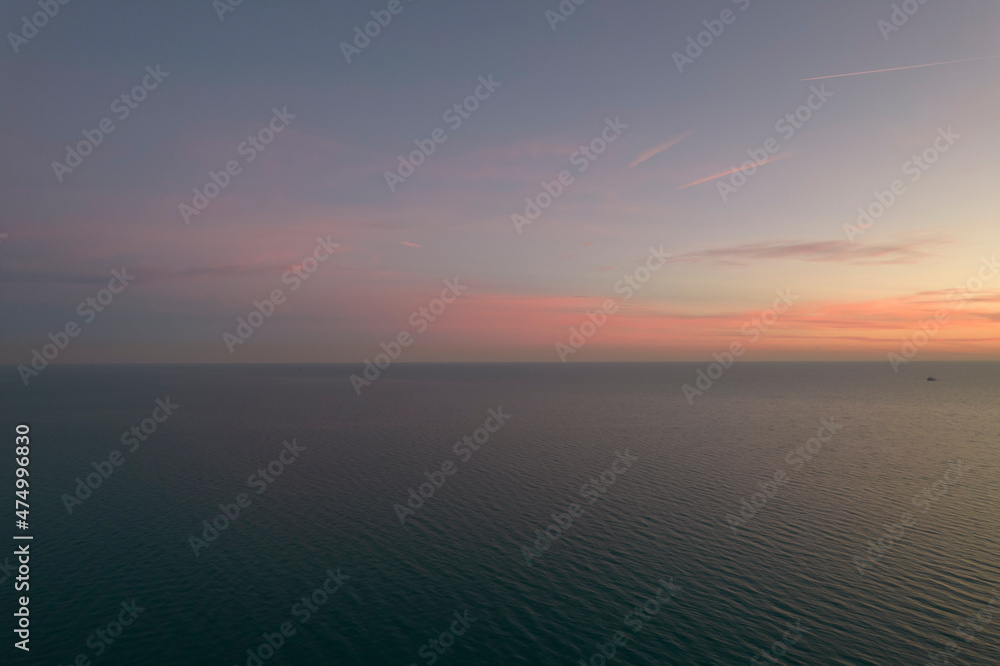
2;0;999;363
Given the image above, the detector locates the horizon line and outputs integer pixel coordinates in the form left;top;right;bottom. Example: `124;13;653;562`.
3;360;997;367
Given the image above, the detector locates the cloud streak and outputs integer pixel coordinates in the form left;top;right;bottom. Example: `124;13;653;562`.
677;152;792;189
671;237;946;266
0;261;318;286
801;54;1000;81
628;131;693;169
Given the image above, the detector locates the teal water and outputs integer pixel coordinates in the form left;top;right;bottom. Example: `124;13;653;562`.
3;363;999;665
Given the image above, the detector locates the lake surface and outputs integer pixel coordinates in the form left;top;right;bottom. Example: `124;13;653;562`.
4;362;999;665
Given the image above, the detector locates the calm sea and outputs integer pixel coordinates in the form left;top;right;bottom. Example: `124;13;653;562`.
3;362;999;665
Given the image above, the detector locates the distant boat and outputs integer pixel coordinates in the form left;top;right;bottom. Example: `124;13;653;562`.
927;377;938;381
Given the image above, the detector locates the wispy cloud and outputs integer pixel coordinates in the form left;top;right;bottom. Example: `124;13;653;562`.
677;152;792;189
377;286;1000;359
671;237;946;266
801;54;1000;81
628;131;693;169
0;263;293;285
401;241;422;248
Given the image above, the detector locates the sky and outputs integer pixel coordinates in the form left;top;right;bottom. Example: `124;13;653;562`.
2;0;999;364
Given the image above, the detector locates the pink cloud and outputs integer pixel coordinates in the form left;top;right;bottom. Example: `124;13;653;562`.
627;131;693;169
677;152;793;189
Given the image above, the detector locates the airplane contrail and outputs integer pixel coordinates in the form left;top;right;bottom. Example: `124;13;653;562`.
801;54;1000;81
628;131;693;169
677;153;792;190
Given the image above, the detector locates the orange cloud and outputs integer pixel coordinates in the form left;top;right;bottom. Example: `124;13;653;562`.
401;288;1000;360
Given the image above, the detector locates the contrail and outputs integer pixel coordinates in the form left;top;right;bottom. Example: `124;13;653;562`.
801;54;1000;81
628;130;693;169
677;153;792;190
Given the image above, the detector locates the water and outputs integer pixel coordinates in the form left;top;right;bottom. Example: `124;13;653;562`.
3;362;999;665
